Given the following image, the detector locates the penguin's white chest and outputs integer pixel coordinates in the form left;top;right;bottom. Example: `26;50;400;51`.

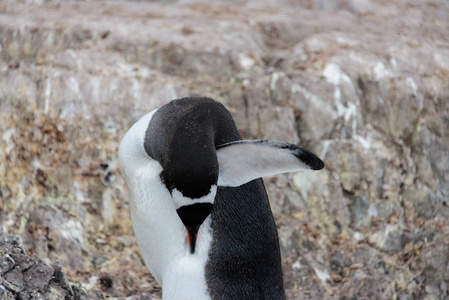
118;110;212;300
128;160;212;300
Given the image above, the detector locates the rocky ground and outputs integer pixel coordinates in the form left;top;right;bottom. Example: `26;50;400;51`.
1;0;448;299
1;226;89;299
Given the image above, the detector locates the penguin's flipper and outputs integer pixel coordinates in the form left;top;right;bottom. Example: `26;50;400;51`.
216;140;324;187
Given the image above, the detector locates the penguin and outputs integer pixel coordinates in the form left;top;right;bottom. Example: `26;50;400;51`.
118;97;324;300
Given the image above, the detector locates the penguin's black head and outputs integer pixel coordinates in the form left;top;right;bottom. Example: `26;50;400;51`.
143;97;242;253
144;97;232;199
160;157;219;199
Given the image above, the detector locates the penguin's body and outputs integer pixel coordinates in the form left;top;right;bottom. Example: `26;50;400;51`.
118;97;324;300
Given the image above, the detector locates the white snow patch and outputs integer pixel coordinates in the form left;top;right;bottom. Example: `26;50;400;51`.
102;188;115;226
390;57;398;71
238;53;255;69
2;128;15;142
117;61;135;77
333;86;342;102
291;83;337;119
60;102;77;119
323;63;342;85
349;51;365;63
353;231;364;241
434;52;449;69
166;83;177;100
270;72;280;93
72;182;88;203
89;77;100;103
31;158;42;170
405;77;424;109
335;98;358;135
313;267;331;283
109;78;118;95
2;128;16;155
320;140;332;159
67;76;82;100
44;77;52;115
406;77;418;96
343;102;357;124
60;219;84;246
368;204;378;217
293;172;311;201
67;49;82;70
373;62;392;81
82;276;99;291
336;36;359;46
385;224;396;237
323;63;357;133
323;63;352;85
131;78;141;102
44;70;61;115
353;134;372;150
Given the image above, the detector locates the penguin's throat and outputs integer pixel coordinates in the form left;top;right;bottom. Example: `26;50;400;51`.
172;187;215;253
176;203;214;253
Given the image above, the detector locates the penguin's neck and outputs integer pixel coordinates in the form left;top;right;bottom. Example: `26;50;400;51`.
161;217;213;300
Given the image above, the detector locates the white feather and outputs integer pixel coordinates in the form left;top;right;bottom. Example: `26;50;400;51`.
171;186;216;209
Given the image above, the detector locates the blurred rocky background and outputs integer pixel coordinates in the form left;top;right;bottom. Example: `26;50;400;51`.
1;0;448;299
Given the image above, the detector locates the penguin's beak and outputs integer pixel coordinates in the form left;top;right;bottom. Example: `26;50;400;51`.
176;203;214;254
186;225;200;254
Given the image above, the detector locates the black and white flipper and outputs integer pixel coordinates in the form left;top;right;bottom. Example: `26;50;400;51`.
216;140;324;187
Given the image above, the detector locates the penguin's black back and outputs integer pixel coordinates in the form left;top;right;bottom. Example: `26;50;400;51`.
207;181;285;299
145;97;285;299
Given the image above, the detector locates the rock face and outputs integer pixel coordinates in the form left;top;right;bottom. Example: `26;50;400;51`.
0;226;88;299
0;0;448;299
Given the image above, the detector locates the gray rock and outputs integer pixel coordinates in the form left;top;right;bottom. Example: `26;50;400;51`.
0;284;15;300
410;243;449;299
339;275;395;299
243;75;272;137
4;267;25;293
0;227;87;299
0;255;15;275
21;206;86;272
23;255;54;291
258;106;299;144
287;72;341;142
348;195;370;229
278;225;300;260
346;0;373;14
402;186;437;219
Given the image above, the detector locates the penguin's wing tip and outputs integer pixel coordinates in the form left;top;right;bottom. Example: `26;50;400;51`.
290;146;325;171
